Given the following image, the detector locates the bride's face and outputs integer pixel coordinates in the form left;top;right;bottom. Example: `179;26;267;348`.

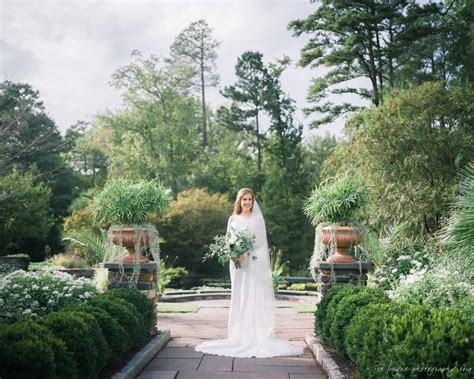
240;193;253;213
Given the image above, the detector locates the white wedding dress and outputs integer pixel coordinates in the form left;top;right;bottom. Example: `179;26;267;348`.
195;202;304;358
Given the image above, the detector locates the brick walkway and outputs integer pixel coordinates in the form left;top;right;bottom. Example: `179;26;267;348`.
137;298;327;379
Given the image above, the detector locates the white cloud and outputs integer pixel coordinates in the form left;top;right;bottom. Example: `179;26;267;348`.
0;0;352;137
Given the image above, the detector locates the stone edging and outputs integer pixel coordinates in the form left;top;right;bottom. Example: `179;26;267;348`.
306;333;345;379
112;330;171;379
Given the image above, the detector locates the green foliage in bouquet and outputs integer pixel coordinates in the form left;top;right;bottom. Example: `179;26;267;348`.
92;178;171;225
204;227;256;269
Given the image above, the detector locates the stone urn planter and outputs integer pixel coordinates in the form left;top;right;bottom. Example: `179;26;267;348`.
110;226;150;263
92;178;171;264
304;176;369;267
321;226;362;264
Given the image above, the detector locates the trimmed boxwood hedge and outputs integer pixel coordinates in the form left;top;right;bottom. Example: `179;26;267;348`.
344;302;415;377
60;310;111;372
346;302;474;378
319;285;365;343
0;288;156;379
315;285;358;337
0;320;78;379
329;287;389;353
317;286;474;379
105;287;156;333
39;311;99;379
88;296;142;349
77;304;128;361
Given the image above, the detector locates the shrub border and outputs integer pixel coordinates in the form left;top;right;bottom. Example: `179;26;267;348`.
112;330;171;379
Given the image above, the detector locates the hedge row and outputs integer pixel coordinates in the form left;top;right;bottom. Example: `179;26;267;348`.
315;285;474;379
0;288;156;379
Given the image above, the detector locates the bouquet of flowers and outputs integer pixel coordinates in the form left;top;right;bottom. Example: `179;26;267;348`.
204;227;257;269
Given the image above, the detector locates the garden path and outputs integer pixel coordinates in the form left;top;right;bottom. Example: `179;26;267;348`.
137;297;327;379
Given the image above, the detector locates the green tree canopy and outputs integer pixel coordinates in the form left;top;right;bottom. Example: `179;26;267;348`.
0;170;53;259
323;81;474;235
65;121;108;189
106;51;202;194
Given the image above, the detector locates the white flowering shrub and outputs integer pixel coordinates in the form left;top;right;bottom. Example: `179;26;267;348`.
389;267;473;308
0;270;97;324
373;249;432;290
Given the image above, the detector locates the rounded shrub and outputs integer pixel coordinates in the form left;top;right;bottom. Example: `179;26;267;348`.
59;310;110;373
40;312;99;379
156;188;232;276
318;285;365;343
105;288;156;334
88;296;141;350
329;287;389;353
77;304;128;360
315;285;349;336
428;307;474;378
0;319;77;379
345;302;474;379
344;302;408;376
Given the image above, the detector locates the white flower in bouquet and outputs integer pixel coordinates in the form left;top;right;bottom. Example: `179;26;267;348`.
228;233;238;245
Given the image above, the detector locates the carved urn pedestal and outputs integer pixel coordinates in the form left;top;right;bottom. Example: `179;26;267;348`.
104;262;159;307
315;261;372;296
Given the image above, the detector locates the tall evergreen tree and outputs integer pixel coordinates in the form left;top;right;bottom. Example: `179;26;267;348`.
170;19;221;147
289;0;467;127
220;51;271;191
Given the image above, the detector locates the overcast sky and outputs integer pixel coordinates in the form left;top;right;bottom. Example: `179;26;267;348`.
1;0;347;137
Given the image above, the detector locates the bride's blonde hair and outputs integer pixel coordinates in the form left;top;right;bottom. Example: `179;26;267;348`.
233;188;254;215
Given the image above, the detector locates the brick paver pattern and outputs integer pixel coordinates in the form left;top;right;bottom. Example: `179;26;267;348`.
138;298;327;379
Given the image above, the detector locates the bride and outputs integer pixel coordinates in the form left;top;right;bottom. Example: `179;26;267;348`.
195;188;304;358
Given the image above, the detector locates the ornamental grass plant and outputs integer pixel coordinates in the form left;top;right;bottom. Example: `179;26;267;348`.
304;175;369;226
442;162;474;284
92;178;171;225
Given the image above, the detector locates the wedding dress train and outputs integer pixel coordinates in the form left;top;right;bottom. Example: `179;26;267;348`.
195;204;304;358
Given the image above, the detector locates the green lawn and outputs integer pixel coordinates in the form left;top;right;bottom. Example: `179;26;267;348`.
291;306;317;313
158;304;201;313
